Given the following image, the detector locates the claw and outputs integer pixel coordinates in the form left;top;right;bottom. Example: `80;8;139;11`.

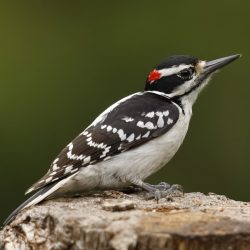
145;183;184;202
159;184;184;199
171;184;184;194
154;190;161;203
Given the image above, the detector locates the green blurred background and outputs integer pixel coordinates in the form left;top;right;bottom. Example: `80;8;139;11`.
0;1;249;224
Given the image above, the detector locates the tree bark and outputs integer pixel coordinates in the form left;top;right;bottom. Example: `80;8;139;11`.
1;191;250;250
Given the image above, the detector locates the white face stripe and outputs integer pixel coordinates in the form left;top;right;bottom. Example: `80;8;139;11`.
166;77;198;98
166;60;207;98
158;64;193;78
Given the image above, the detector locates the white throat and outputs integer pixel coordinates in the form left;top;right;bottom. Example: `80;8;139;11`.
178;76;212;109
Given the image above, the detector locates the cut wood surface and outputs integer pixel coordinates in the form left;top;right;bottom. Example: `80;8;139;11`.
1;191;250;250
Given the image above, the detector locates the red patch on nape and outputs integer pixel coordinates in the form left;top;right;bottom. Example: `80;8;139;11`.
147;69;161;83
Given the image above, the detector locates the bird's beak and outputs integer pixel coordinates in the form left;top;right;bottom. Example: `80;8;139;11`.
203;54;241;75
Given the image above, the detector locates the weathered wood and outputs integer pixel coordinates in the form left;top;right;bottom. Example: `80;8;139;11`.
1;191;250;250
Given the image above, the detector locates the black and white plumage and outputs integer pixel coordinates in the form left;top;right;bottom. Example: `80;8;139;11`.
26;92;180;194
3;54;240;226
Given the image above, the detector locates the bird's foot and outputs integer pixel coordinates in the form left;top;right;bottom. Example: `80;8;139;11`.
143;182;184;202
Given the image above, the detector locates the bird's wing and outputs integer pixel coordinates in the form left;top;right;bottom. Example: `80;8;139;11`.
26;92;180;194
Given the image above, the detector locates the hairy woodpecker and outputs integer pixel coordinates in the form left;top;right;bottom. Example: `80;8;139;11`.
3;54;240;226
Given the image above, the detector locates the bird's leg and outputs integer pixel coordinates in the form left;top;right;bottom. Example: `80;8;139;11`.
144;182;171;191
133;180;183;202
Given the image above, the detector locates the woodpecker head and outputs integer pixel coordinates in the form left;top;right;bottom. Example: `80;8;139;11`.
145;54;240;104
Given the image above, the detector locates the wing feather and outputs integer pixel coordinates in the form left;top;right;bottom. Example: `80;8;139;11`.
26;92;180;194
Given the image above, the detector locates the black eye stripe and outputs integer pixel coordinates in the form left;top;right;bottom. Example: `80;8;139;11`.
145;64;196;94
177;67;194;80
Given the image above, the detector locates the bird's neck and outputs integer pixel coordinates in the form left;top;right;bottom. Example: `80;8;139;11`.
175;76;212;114
179;90;199;109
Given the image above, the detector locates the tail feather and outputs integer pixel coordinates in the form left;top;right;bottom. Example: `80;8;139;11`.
3;183;55;227
3;173;77;227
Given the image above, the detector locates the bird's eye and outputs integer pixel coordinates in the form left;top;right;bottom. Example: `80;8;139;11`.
177;68;194;80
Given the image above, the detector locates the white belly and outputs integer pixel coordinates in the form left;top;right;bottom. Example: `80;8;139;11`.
98;110;190;187
56;108;191;195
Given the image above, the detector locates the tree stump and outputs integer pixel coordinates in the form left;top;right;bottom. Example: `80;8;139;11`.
1;191;250;250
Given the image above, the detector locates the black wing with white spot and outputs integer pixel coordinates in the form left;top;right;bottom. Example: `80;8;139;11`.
26;92;180;194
